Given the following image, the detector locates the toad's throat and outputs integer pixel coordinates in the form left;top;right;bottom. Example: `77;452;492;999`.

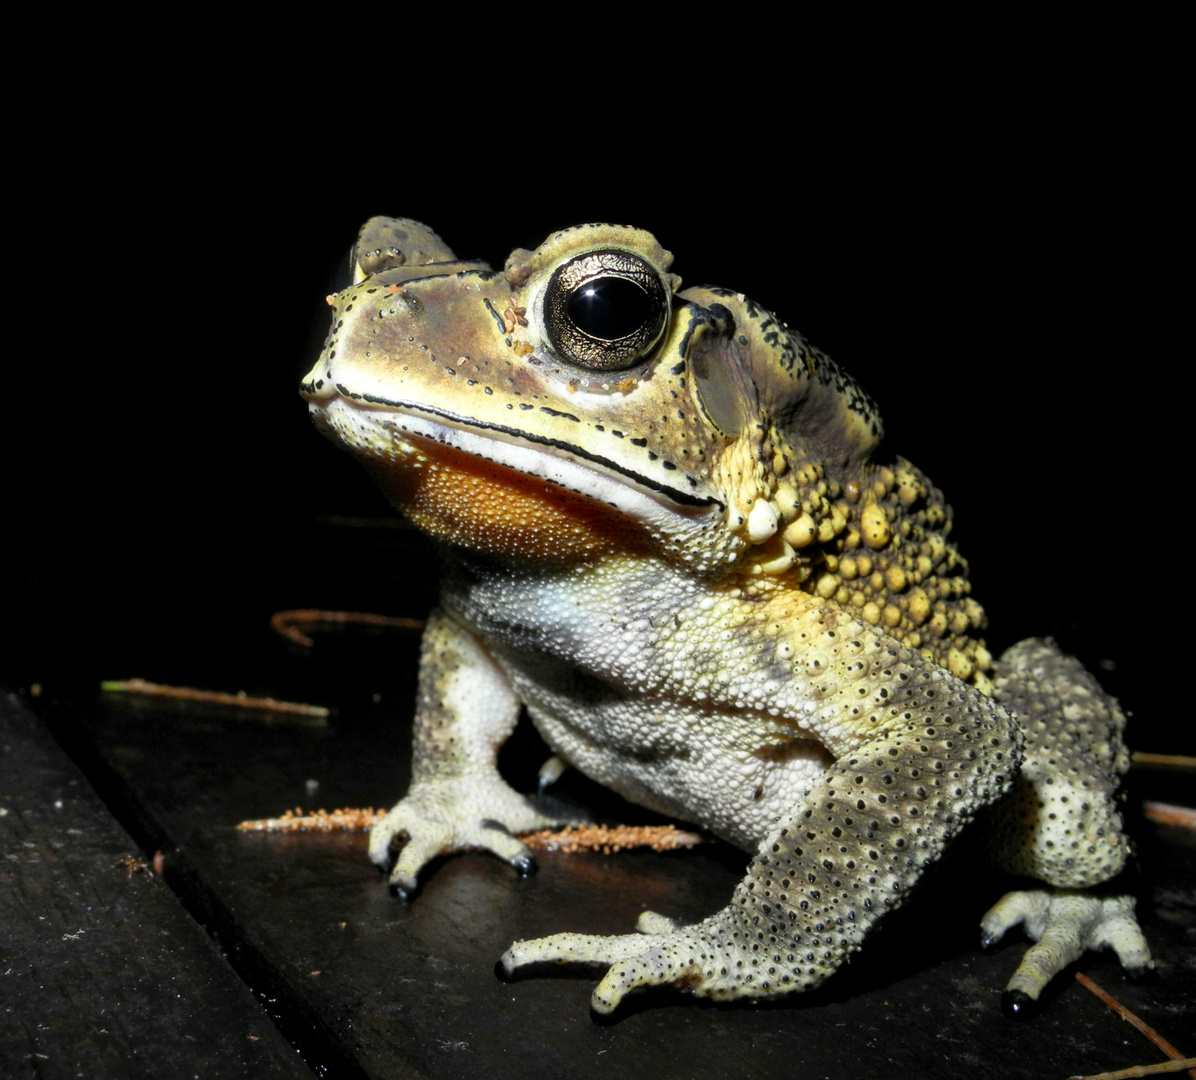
331;388;725;521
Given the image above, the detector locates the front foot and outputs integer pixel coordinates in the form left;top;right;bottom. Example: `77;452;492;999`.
980;888;1153;1017
368;778;567;898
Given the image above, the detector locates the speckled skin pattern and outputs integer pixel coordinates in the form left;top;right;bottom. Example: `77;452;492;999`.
301;218;1150;1014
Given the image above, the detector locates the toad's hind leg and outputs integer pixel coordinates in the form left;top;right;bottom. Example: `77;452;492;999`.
981;638;1153;1013
504;653;1020;1012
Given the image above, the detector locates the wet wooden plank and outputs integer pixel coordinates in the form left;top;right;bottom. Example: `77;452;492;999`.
0;693;311;1080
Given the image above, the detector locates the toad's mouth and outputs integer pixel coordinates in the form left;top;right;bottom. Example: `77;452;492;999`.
309;391;725;529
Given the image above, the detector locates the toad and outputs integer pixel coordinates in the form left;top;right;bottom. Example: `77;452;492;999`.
300;217;1150;1015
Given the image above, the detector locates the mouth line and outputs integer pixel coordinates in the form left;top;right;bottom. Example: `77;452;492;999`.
329;385;724;516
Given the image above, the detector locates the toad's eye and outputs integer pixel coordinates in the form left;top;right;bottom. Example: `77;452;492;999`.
543;250;669;370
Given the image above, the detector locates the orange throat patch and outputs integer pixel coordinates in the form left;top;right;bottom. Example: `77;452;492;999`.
368;436;657;564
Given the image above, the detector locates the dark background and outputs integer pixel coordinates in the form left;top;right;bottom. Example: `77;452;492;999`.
10;105;1177;756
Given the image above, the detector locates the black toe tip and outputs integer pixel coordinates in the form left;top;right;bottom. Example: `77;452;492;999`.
388;881;414;902
1002;989;1037;1020
511;854;537;878
979;931;998;953
1125;963;1157;984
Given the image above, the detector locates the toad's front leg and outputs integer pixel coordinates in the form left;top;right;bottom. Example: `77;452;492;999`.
503;664;1020;1011
369;608;571;898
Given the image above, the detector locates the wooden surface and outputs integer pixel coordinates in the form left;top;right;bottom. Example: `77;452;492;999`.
0;692;308;1078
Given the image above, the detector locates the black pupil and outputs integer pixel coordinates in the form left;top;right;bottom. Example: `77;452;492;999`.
566;276;653;342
